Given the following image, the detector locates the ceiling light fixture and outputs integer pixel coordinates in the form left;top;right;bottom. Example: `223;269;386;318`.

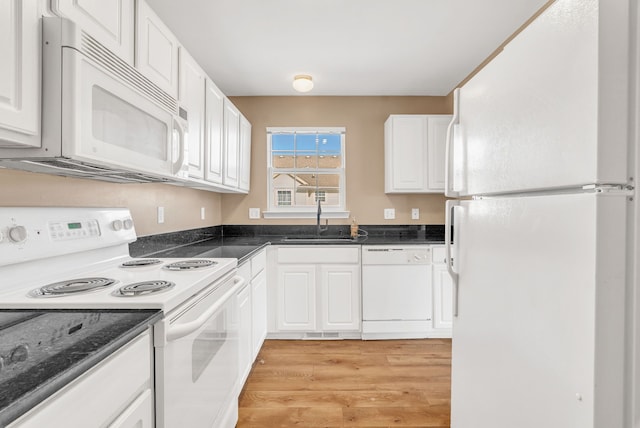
292;75;314;93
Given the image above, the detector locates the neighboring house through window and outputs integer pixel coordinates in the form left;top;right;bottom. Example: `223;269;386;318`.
266;127;348;218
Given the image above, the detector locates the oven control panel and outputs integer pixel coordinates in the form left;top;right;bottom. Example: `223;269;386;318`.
48;219;101;241
0;207;137;268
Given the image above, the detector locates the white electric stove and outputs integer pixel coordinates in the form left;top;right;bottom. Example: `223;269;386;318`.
0;207;243;428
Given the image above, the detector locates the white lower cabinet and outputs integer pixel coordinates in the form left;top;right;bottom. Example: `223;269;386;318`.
237;279;252;388
320;265;361;331
9;331;154;428
431;246;453;336
251;269;268;359
272;246;361;338
236;249;268;393
277;265;317;331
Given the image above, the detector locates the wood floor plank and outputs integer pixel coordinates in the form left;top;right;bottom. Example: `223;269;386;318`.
237;339;452;428
343;406;450;427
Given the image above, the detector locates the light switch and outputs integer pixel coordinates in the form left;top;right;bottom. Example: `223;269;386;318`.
200;207;206;220
411;208;420;220
157;206;165;224
384;208;395;220
249;208;261;219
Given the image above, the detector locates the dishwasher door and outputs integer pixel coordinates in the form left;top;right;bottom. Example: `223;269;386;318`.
361;247;433;339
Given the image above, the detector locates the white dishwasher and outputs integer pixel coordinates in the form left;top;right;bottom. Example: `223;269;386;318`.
361;246;432;340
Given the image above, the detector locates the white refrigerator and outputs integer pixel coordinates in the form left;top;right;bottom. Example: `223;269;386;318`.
445;0;639;427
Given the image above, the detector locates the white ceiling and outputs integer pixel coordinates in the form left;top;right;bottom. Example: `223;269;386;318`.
145;0;549;96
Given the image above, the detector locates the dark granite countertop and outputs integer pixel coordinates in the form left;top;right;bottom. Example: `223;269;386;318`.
0;309;162;426
129;224;445;263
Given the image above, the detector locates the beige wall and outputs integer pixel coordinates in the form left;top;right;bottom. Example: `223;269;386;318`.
0;169;222;236
0;96;453;234
223;96;453;225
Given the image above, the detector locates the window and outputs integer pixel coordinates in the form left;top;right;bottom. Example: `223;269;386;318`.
277;190;292;206
266;127;347;218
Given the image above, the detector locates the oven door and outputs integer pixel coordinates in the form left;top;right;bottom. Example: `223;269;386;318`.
62;47;188;180
155;274;244;428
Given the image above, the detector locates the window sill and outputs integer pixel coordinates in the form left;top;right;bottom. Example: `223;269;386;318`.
262;210;351;219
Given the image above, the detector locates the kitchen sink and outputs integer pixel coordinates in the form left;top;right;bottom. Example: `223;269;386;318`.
279;237;357;244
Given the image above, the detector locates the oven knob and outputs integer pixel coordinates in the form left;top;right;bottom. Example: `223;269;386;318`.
111;220;123;231
9;345;29;364
123;219;134;230
8;226;27;243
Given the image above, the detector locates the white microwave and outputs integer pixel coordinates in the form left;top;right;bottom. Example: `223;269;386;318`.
0;17;189;183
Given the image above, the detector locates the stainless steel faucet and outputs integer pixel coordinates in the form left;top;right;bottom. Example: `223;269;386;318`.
317;199;328;235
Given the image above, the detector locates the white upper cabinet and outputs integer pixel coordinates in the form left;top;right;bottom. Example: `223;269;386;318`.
179;48;206;180
238;115;252;192
205;78;224;184
135;0;179;98
384;114;452;193
0;0;40;147
51;0;135;64
223;99;240;188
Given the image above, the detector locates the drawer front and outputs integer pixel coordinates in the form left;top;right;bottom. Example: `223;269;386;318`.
278;247;359;264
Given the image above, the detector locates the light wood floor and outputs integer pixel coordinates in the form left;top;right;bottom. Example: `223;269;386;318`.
237;339;452;428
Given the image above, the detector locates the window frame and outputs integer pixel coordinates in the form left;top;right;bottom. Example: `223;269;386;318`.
265;127;349;219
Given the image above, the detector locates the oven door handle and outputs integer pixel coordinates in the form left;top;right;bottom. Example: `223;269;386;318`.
166;276;246;342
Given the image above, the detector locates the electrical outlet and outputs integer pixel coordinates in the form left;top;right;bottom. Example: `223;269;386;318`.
411;208;420;220
249;208;261;219
384;208;395;220
157;206;165;224
200;207;206;220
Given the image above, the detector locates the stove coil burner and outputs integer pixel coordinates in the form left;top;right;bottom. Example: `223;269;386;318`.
114;280;176;297
120;259;162;268
29;277;117;298
163;259;217;271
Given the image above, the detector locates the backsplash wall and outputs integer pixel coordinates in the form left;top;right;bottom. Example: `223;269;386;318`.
0;169;222;236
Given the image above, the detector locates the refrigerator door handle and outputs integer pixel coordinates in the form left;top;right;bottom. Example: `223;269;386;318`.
444;88;460;198
445;199;460;316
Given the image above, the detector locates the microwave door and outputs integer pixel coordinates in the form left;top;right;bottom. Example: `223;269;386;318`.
62;48;177;179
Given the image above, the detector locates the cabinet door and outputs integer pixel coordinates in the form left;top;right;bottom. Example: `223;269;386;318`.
135;0;179;98
179;49;206;179
51;0;134;64
384;115;427;193
223;99;240;187
276;265;316;331
426;115;451;191
0;0;40;147
237;283;253;388
238;115;252;192
205;79;224;184
320;265;361;331
251;270;267;359
432;263;453;331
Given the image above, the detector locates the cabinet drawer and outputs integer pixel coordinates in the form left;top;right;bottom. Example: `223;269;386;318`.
431;246;446;264
278;247;359;264
251;249;267;277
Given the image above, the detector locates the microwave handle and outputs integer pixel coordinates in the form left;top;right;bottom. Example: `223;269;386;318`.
171;117;187;176
166;276;246;342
